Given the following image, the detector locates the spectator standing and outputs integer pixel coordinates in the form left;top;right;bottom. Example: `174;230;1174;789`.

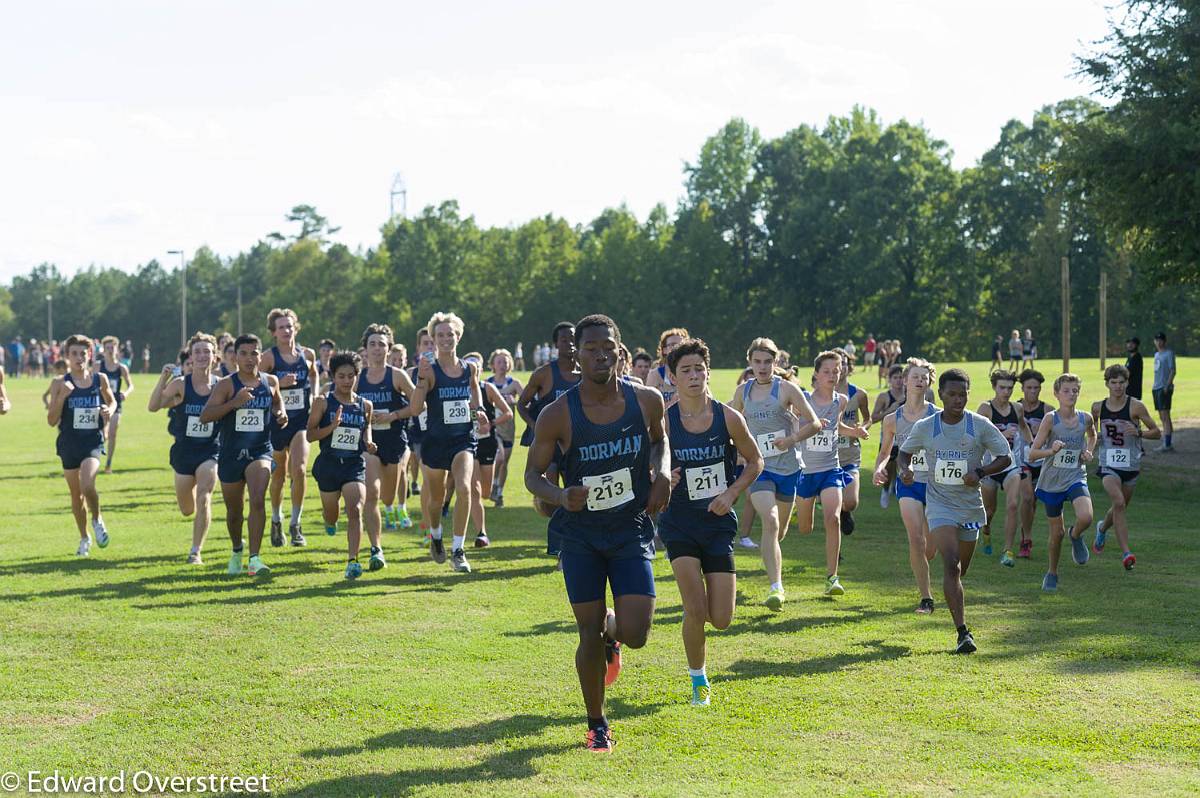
9;337;24;378
514;342;525;371
1007;330;1023;371
1124;337;1143;399
142;343;151;373
864;334;877;366
990;335;1003;372
1152;332;1176;451
844;339;857;363
1022;329;1035;367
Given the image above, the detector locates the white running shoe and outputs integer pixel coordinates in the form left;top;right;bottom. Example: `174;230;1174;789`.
76;537;91;557
738;536;759;549
93;520;109;548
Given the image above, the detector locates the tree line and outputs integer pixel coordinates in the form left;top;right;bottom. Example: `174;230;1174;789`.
4;2;1198;367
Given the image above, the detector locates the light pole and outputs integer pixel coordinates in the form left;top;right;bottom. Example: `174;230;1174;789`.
168;249;186;347
45;294;53;342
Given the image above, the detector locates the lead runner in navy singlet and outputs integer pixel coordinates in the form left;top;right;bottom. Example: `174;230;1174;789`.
525;314;671;754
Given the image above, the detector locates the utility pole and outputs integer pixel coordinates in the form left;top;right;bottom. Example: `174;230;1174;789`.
1061;256;1070;374
389;173;407;219
237;283;243;335
1099;270;1108;371
45;294;53;342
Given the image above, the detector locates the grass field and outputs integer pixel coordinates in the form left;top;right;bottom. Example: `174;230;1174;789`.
1;359;1198;797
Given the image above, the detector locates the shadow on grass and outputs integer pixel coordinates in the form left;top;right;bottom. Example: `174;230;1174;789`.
724;639;912;682
275;701;665;797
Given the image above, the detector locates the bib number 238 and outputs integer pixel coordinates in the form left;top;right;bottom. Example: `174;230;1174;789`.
581;468;634;511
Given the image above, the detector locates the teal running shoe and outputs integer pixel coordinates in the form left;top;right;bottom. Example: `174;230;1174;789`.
691;677;711;707
227;551;244;575
368;549;386;571
247;555;270;577
345;561;363;580
1042;572;1058;592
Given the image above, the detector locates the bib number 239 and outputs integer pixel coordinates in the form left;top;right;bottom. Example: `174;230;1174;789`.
581;468;634;511
443;400;469;425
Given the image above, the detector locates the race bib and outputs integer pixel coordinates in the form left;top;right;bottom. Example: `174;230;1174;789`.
186;416;213;438
910;449;929;472
443;399;470;425
371;415;392;432
234;408;265;433
73;406;100;430
417;409;428;430
1052;448;1080;468
755;430;786;458
806;429;836;453
837;434;854;449
582;468;634;511
331;425;361;451
1103;448;1130;469
281;388;305;411
934;458;967;486
686;464;727;502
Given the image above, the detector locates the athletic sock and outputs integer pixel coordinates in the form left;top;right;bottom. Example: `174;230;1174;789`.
232;546;243;553
1165;434;1173;447
431;526;443;540
272;506;282;523
769;581;783;592
452;535;465;551
384;504;394;518
688;666;707;683
290;505;303;525
587;715;608;730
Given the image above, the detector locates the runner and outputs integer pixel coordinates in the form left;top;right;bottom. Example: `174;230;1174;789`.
98;335;134;474
871;364;906;508
1016;369;1052;559
407;328;434;538
147;332;221;564
977;370;1033;567
219;339;236;377
661;338;762;705
834;348;870;535
463;351;513;547
518;321;582;556
0;364;9;414
631;350;653;384
46;335;116;555
873;358;939;613
646;327;688;406
524;313;670;752
383;342;415;528
795;352;868;597
259;308;318;548
316;338;337;391
898;368;1012;653
729;337;820;611
1022;329;1036;368
200;333;288;576
357;325;425;548
1091;364;1160;570
416;311;489;573
518;322;581;449
1026;374;1097;593
308;350;381;579
990;335;1004;373
486;348;523;506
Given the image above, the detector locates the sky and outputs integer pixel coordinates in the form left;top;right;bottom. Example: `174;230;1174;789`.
0;0;1113;282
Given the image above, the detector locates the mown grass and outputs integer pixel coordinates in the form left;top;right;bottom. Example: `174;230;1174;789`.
0;360;1197;797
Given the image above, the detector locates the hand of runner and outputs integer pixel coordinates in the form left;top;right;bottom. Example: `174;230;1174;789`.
560;485;588;512
849;425;869;440
474;409;490;437
232;386;254;408
669;467;681;490
160;363;176;380
274;408;288;428
873;466;889;487
333;405;343;427
1050;440;1065;454
99;405;111;424
707;490;734;516
772;435;794;452
647;472;671;515
1081;449;1094;463
279;374;297;388
366;440;378;455
962;471;980;488
899;467;915;486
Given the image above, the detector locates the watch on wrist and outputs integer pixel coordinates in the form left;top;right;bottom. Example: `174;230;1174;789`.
974;467;986;480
